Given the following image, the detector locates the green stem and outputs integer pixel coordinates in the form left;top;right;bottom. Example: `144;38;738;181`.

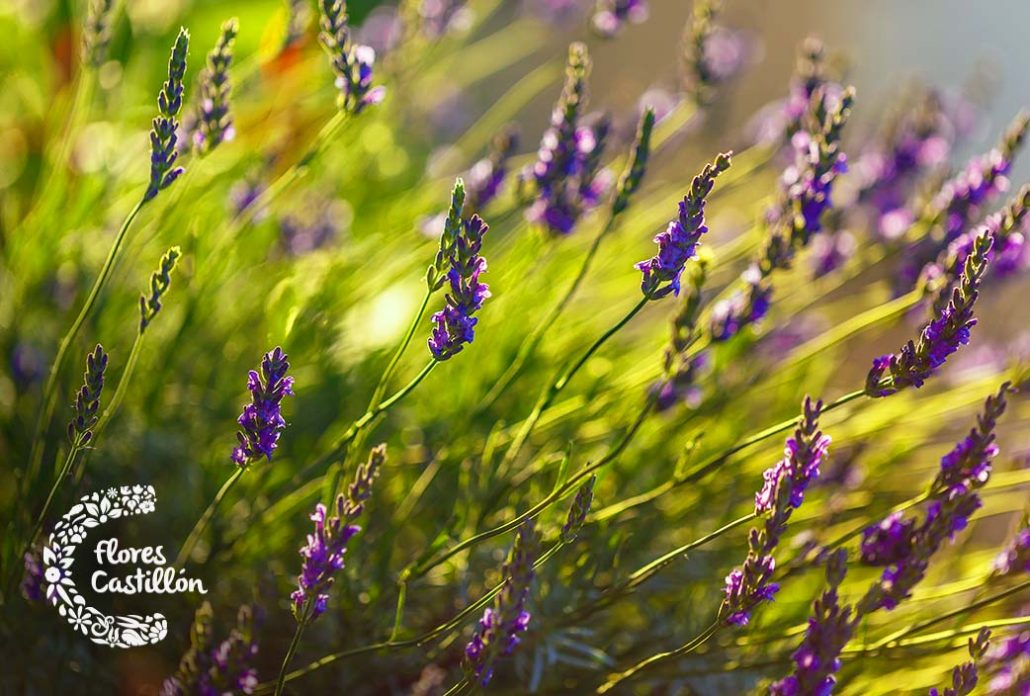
175;466;246;567
369;288;433;410
500;296;650;470
20;444;82;571
597;620;722;693
479;214;619;411
274;604;312;696
26;197;147;500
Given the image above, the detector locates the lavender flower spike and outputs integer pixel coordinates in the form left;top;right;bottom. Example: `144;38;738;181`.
769;549;853;696
865;231;992;397
231;347;295;467
145;28;189;203
682;0;746;107
592;0;648;38
190;18;238;156
929;629;990;696
319;0;385;114
722;397;830;626
427;181;490;360
523;43;611;235
82;0;116;68
162;602;260;695
465;125;520;215
463;521;540;686
992;513;1030;577
67;344;108;445
636;152;731;299
139;246;181;333
290;445;385;620
857;385;1007;614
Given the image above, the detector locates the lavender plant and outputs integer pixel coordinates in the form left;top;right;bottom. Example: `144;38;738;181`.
7;5;1030;696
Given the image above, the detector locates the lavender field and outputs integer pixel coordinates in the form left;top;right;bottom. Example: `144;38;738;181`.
1;0;1029;694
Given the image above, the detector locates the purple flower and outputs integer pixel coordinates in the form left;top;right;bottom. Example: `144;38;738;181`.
865;232;992;397
162;603;260;696
754;397;831;515
417;0;472;39
712;85;853;341
187;19;238;156
592;0;648;37
319;0;386;114
928;629;991;696
291;445;385;621
858;386;1007;614
896;113;1029;292
463;521;540;686
656;260;710;411
231;347;294;467
636;152;731;299
522;43;611;236
932;383;1007;499
67;344;108;446
982;630;1030;693
993;526;1030;577
860;512;917;566
427;187;490;360
21;547;44;603
145;28;189;203
722;397;829;626
810;229;855;278
683;0;749;107
769;550;853;696
465;125;520;215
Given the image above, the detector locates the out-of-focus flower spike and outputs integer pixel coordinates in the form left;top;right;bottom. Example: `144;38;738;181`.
592;0;648;38
462;521;540;686
523;43;611;236
318;0;385;113
769;549;854;696
162;602;260;695
992;511;1030;577
189;18;238;156
145;28;190;202
139;246;182;334
612;106;655;216
865;231;992;397
561;474;596;543
465;125;520;215
636;152;731;300
682;0;747;108
655;257;710;411
83;0;117;68
928;628;990;696
67;344;108;445
343;443;385;521
283;0;312;51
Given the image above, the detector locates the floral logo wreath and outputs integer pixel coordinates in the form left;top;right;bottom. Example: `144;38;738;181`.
42;484;168;648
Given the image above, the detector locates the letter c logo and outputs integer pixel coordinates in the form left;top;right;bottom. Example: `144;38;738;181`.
41;485;167;648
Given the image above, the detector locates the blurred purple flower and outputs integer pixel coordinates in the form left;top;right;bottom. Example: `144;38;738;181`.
463;521;540;686
592;0;648;37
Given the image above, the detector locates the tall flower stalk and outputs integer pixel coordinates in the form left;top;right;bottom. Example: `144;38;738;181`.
25;28;191;500
187;18;239;156
176;348;295;567
275;445;386;696
162;602;260;695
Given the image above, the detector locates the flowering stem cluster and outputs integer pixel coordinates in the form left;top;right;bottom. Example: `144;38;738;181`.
318;0;385;113
865;231;992;396
145;28;190;202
